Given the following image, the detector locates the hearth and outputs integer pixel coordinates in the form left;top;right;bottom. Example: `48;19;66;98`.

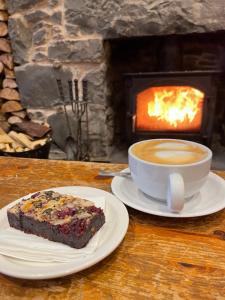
124;71;221;147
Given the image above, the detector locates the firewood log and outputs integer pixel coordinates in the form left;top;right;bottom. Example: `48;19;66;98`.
8;131;34;149
0;88;20;101
3;79;17;89
0;22;8;37
8;116;22;125
0;0;6;10
11;110;26;119
4;67;15;78
11;140;22;149
5;143;13;152
15;146;25;152
4;143;9;151
11;111;27;119
0;11;8;22
0;38;11;52
31;138;47;148
0;142;25;152
8;131;47;150
0;61;3;73
1;101;22;113
0;127;14;144
0;54;13;69
0;120;10;132
0;113;6;122
13;121;51;138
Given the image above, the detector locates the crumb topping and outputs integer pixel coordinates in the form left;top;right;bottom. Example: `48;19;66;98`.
8;191;103;230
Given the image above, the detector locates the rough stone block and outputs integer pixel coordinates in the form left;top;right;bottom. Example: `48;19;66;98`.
32;51;48;62
48;0;60;8
52;26;64;39
83;64;108;105
24;10;49;24
88;105;107;136
65;7;98;36
47;110;78;151
64;0;225;38
8;17;32;64
65;24;80;37
50;11;62;24
88;138;109;161
26;109;48;123
15;64;73;108
48;39;104;63
6;0;42;14
33;28;48;46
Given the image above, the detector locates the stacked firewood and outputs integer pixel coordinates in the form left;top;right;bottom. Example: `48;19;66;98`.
0;0;51;153
0;123;51;152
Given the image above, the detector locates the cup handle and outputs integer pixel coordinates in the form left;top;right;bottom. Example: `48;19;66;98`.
167;173;185;212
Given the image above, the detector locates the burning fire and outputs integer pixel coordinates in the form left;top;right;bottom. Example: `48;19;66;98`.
136;86;204;132
147;87;204;127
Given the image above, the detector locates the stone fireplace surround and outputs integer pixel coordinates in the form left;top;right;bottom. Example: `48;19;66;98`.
5;0;225;161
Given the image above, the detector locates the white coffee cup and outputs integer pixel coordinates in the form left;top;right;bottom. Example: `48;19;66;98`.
128;139;212;212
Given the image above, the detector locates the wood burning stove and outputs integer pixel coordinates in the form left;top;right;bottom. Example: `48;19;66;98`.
124;71;220;146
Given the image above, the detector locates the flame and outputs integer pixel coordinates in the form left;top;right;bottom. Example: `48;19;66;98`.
147;87;204;127
136;86;204;132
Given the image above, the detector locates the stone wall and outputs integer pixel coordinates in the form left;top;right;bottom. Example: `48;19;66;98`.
6;0;112;161
5;0;225;160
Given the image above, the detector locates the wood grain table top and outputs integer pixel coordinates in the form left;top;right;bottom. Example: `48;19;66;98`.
0;157;225;300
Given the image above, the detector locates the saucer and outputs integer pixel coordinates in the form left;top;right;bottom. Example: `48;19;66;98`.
111;169;225;218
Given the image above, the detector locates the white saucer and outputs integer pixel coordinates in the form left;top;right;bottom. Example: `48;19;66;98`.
0;186;129;279
111;169;225;218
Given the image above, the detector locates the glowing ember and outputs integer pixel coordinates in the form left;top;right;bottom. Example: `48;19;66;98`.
136;86;204;132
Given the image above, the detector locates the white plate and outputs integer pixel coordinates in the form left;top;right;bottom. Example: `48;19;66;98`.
111;169;225;218
0;186;129;280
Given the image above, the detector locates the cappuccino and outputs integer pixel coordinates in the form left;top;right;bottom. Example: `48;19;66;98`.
131;139;208;165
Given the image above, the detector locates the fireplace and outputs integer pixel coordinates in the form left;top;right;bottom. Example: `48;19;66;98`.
124;71;220;147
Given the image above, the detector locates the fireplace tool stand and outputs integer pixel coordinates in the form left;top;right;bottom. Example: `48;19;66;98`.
56;79;90;161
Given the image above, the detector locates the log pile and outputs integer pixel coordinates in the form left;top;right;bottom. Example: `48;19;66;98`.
0;127;49;152
0;0;51;153
0;122;51;152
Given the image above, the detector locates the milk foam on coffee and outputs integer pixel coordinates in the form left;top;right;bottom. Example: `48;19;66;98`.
132;140;208;165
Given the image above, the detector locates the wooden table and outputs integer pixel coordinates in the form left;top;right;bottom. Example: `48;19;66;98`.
0;157;225;300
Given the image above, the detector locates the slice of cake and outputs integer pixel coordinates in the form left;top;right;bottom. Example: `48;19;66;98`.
7;190;105;249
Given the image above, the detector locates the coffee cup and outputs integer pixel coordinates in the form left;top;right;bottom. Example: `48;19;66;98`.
128;139;212;212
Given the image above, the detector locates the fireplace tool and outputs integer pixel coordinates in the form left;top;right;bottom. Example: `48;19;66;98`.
70;79;90;161
57;79;90;161
56;79;78;160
